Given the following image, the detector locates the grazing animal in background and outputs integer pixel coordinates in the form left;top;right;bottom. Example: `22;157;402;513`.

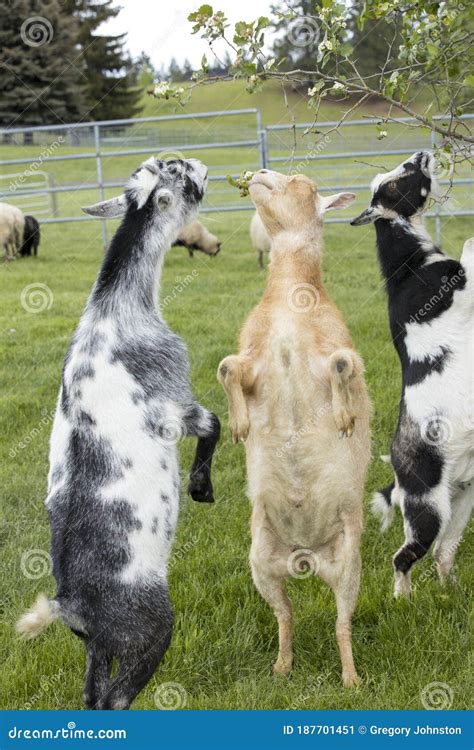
351;151;474;598
16;157;221;710
20;215;40;257
218;169;370;686
250;211;271;268
0;202;25;260
173;219;221;257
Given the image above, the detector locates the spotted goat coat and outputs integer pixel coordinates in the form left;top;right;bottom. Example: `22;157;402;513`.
17;158;220;709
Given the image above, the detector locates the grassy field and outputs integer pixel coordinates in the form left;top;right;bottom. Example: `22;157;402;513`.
0;204;472;711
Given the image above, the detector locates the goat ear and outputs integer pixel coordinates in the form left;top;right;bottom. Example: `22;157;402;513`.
81;195;126;218
320;192;356;213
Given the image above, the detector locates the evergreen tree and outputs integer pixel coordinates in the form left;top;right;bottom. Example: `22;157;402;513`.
346;0;401;79
167;57;183;82
0;0;86;135
64;0;142;121
182;58;194;81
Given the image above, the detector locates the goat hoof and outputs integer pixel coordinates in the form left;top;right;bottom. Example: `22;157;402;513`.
188;475;214;503
343;672;361;688
273;656;292;677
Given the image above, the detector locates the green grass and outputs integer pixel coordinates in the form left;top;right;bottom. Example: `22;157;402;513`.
0;211;472;711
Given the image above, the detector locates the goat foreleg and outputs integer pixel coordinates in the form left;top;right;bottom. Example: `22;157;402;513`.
217;354;254;444
184;404;221;503
328;349;363;438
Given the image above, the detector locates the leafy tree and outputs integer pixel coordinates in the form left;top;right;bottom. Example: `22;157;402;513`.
64;0;142;121
152;0;473;160
0;0;86;137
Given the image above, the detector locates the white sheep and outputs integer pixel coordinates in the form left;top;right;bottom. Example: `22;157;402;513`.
250;211;271;268
0;202;25;260
173;219;221;257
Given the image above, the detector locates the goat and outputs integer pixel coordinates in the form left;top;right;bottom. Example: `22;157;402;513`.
172;219;221;257
16;157;221;710
0;202;24;260
351;150;473;597
20;215;40;257
250;211;271;268
218;169;370;686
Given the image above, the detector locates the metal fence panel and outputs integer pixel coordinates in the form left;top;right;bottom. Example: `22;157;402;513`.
0;111;472;246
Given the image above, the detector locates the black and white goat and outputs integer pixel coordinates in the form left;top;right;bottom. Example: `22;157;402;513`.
351;151;473;597
16;157;221;709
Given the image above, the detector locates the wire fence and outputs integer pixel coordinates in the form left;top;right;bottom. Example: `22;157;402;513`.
0;110;472;246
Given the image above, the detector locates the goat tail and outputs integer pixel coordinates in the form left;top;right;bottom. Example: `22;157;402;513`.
371;482;397;532
16;594;60;640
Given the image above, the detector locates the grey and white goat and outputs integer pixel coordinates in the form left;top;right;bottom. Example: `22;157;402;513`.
17;157;220;709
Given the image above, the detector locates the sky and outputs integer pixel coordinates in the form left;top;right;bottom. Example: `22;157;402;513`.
101;0;275;71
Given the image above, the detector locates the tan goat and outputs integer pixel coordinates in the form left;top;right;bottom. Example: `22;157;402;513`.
218;170;371;687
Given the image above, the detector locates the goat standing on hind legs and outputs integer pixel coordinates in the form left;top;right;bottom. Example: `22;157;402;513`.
352;151;474;599
16;157;220;710
218;170;371;687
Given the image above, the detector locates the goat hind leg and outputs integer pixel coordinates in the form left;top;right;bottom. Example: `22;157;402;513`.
393;492;445;598
83;645;112;709
433;482;473;585
250;519;293;676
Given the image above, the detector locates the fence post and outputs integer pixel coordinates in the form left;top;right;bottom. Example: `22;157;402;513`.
430;128;442;245
94;123;107;249
256;110;268;169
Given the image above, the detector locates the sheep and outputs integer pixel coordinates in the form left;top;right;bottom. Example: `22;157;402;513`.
250;211;271;268
351;150;473;598
172;219;221;257
19;215;40;257
0;202;25;260
218;169;370;686
16;157;221;710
